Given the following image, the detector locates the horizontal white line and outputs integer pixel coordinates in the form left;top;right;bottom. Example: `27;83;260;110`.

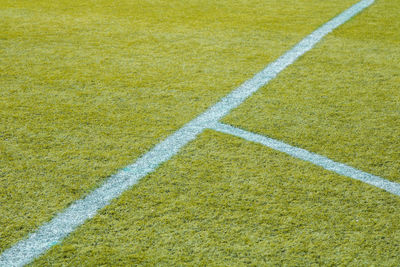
0;0;375;266
210;122;400;196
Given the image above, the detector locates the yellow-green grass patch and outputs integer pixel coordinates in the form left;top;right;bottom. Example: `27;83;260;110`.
223;0;400;183
0;0;360;251
31;130;400;266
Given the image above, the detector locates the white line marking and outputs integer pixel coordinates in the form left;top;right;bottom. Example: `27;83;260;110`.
0;0;375;266
210;122;400;196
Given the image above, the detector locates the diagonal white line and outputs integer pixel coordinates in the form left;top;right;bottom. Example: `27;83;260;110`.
0;0;375;266
210;122;400;196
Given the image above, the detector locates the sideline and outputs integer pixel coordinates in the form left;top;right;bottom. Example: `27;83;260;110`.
0;0;375;265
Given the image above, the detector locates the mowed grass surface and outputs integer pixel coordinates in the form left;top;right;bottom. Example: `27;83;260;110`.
224;0;400;182
0;0;359;252
31;131;400;266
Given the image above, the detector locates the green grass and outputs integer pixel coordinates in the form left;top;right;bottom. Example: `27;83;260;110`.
0;0;359;253
31;131;400;266
223;0;400;182
4;0;399;265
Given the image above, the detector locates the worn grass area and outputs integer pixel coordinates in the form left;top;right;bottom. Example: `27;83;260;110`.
223;0;400;182
0;0;358;251
31;130;400;266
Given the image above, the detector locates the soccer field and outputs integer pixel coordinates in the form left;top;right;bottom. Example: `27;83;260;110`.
1;0;399;265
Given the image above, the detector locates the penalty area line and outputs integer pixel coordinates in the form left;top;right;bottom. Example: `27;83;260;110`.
0;0;375;266
210;122;400;197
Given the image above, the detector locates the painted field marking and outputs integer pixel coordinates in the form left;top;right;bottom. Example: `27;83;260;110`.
210;122;400;196
0;0;375;266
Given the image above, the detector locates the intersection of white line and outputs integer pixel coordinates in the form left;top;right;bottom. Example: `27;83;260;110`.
0;0;377;266
209;122;400;196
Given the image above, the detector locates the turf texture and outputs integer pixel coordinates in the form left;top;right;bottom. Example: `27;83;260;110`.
31;131;400;265
0;0;359;253
223;0;400;183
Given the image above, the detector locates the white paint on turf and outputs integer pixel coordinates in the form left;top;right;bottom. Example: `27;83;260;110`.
210;122;400;196
0;0;376;266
